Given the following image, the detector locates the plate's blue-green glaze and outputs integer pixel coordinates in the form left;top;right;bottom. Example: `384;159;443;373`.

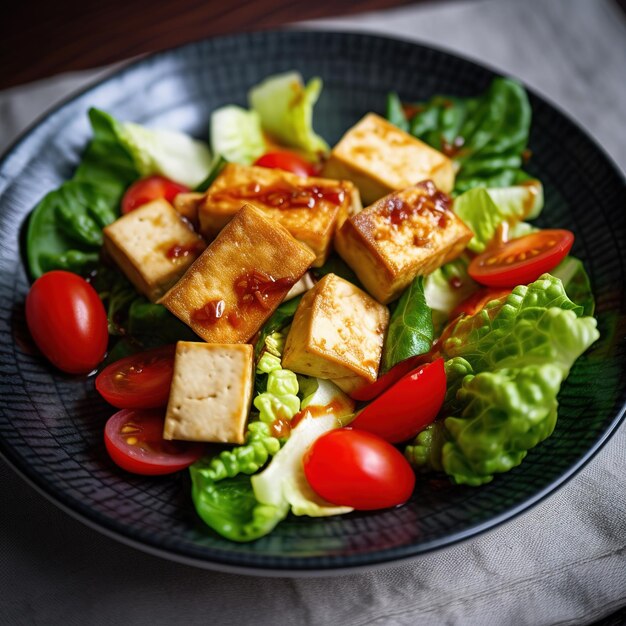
0;31;624;575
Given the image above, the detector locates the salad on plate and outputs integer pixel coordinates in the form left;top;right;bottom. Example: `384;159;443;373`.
23;71;599;542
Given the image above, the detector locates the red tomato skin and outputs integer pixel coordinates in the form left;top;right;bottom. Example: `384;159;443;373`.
303;429;416;510
25;271;108;374
121;175;189;214
254;151;317;177
96;345;176;409
468;229;574;288
350;359;446;443
350;354;428;402
104;409;204;475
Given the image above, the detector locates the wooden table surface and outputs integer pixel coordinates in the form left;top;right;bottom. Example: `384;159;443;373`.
1;0;420;89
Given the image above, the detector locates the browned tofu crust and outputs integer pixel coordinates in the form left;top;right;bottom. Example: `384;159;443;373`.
198;163;358;266
321;113;455;205
160;203;315;343
335;181;473;304
102;199;205;302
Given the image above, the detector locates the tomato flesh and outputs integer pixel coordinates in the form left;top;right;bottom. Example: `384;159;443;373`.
104;409;204;475
303;429;415;510
96;345;176;409
350;359;446;443
121;175;190;214
254;151;317;177
25;270;108;374
468;229;574;288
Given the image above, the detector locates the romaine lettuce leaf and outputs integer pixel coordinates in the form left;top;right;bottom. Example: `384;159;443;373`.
113;117;212;188
552;256;595;316
210;105;266;165
249;72;329;157
408;274;599;485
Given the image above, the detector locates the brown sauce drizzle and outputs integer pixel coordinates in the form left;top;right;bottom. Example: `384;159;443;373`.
212;182;345;210
234;270;295;311
165;242;204;261
191;299;225;325
382;180;452;231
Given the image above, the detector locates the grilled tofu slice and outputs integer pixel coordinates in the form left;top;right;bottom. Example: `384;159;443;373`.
282;273;389;393
198;163;361;266
160;204;315;343
334;182;473;304
164;342;253;444
173;192;204;227
322;113;455;205
103;199;205;302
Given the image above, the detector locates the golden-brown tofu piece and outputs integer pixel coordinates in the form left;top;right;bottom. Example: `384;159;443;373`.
160;204;315;343
198;163;361;266
164;342;253;444
102;199;205;302
334;182;473;304
282;273;389;392
322;113;455;205
173;192;204;227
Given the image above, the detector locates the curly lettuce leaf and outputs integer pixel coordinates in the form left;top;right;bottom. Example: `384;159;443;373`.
409;275;599;485
552;256;595;317
249;72;329;157
382;276;433;373
210;105;266;165
189;422;285;542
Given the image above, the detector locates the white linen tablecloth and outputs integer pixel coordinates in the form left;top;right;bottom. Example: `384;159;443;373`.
1;0;625;623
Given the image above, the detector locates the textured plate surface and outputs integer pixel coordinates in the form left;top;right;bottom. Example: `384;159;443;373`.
0;31;625;574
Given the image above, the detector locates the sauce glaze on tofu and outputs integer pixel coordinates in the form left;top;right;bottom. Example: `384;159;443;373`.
335;181;473;304
160;203;315;343
282;273;389;393
102;199;205;302
198;163;361;266
321;113;455;205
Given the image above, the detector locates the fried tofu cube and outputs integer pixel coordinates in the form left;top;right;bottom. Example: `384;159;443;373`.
322;113;455;205
334;182;473;304
160;204;315;343
198;163;361;266
103;199;205;302
282;273;389;392
164;342;253;444
173;192;204;227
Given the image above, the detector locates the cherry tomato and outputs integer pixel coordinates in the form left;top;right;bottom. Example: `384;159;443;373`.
350;359;446;443
254;151;317;177
96;345;176;409
25;270;108;374
121;175;190;214
104;409;204;475
468;229;574;288
304;429;415;510
350;354;427;402
450;287;512;319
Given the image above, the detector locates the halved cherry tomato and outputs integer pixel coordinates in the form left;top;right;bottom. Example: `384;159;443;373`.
450;287;512;319
350;359;446;443
96;345;176;409
121;175;190;214
304;429;415;510
26;270;108;374
468;229;574;288
254;151;317;177
350;354;428;402
104;409;204;475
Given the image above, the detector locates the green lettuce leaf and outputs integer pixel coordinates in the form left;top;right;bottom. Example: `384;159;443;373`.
249;71;329;157
382;276;433;372
252;412;353;518
454;182;543;253
408;275;599;485
210;105;266;165
194;155;228;192
189;422;285;542
254;295;302;360
552;256;595;316
388;78;532;194
113;117;212;188
26;110;138;279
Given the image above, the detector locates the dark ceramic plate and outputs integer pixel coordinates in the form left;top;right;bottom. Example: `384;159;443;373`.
0;31;625;575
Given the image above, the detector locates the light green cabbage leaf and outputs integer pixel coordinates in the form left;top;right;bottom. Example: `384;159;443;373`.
210;105;266;165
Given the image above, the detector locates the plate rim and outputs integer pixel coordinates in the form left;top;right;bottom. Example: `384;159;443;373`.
1;28;625;575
